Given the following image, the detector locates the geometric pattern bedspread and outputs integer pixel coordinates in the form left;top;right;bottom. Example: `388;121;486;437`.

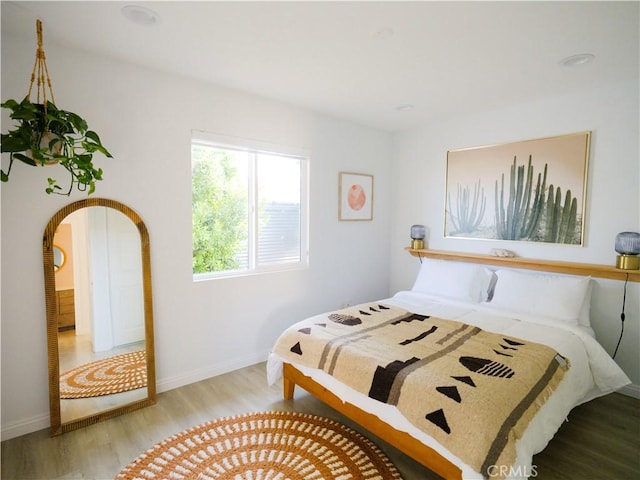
273;302;570;477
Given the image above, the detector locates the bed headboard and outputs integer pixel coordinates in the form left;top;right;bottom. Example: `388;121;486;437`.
406;248;640;283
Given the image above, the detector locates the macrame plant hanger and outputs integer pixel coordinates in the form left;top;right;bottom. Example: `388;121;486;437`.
2;18;112;194
28;19;56;110
24;19;63;165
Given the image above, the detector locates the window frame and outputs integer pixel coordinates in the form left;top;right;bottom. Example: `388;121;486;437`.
191;130;310;281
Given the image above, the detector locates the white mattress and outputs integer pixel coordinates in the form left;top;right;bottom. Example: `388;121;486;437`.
267;291;630;480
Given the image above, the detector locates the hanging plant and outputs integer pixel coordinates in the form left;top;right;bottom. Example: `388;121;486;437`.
1;20;112;195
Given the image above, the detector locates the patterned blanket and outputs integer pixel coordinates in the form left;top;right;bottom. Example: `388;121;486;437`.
273;302;570;477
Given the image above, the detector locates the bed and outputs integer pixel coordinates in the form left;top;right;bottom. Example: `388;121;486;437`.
267;258;631;480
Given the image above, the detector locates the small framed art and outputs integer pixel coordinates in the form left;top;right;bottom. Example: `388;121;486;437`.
339;172;373;221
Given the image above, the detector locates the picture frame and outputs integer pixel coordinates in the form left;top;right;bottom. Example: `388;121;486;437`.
339;172;374;221
444;132;590;245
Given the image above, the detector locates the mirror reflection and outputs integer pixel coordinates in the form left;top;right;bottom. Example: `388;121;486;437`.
44;198;156;435
53;245;66;271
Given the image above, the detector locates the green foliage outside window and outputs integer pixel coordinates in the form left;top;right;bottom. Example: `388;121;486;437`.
192;145;247;274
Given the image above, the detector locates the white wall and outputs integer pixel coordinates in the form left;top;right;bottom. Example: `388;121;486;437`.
389;79;640;392
0;35;392;440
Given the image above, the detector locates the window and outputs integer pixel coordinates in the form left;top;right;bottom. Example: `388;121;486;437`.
192;134;308;279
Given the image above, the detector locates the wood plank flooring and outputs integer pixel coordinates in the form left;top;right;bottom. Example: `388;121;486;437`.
2;362;638;480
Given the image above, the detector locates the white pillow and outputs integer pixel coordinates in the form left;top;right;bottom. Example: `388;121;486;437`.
412;258;495;303
577;278;594;331
488;269;592;325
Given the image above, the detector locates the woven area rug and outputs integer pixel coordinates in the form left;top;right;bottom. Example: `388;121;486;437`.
115;411;403;480
60;350;147;399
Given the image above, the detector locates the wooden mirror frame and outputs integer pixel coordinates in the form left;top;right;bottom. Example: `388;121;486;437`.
43;198;156;435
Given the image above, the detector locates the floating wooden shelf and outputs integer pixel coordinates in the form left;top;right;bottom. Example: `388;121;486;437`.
405;248;640;283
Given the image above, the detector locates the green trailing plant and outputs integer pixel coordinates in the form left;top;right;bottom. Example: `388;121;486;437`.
494;155;547;241
448;180;486;234
1;97;112;195
543;185;578;243
0;19;112;195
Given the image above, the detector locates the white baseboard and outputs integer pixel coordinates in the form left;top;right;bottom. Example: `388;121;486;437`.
156;350;269;393
1;350;270;442
619;383;640;399
1;412;50;442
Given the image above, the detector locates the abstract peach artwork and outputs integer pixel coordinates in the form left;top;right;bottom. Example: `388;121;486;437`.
348;184;366;211
339;172;373;220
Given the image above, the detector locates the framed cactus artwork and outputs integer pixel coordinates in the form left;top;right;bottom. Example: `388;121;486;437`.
444;132;591;245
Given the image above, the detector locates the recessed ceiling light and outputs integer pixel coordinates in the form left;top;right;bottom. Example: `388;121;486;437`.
122;5;160;26
561;53;595;67
395;104;414;112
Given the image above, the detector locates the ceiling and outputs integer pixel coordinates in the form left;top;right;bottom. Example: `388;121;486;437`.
2;1;638;132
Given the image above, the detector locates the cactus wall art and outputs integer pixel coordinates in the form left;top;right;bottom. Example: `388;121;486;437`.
445;132;590;245
448;180;486;235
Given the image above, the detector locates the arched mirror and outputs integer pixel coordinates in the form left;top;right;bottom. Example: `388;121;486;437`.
43;198;156;435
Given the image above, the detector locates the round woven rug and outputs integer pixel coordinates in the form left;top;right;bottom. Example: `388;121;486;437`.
60;350;147;399
115;411;403;480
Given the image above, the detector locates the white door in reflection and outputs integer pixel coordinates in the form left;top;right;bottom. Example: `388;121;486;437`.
88;207;144;351
106;208;144;346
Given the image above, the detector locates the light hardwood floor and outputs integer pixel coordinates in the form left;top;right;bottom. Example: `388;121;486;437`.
2;362;638;480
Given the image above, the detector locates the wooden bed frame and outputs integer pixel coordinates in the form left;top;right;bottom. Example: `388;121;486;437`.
281;249;637;479
283;362;463;480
